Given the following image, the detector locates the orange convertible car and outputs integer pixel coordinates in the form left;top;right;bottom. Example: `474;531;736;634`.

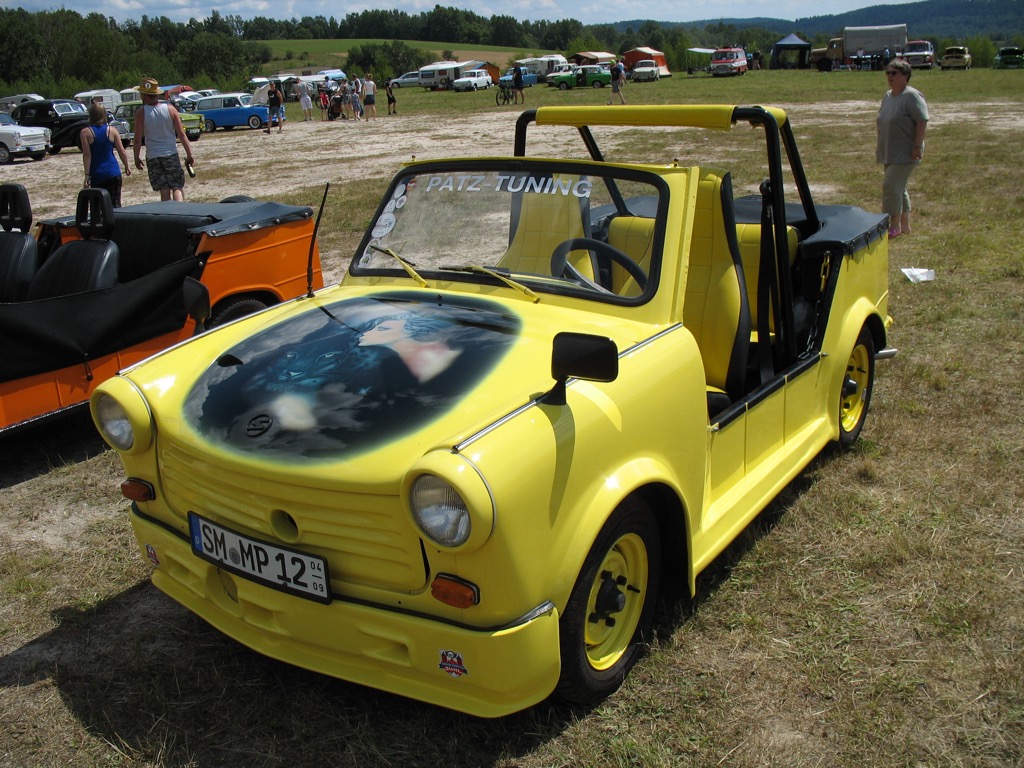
0;184;323;433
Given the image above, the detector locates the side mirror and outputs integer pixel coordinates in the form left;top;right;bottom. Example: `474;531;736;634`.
544;332;618;406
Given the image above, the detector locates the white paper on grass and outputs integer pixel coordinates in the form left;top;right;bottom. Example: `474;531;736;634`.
901;267;935;283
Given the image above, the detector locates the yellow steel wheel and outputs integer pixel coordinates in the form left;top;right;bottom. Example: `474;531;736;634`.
838;328;876;447
556;497;660;706
584;531;649;670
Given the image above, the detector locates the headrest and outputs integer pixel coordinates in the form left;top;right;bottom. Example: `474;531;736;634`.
0;184;32;233
75;187;116;239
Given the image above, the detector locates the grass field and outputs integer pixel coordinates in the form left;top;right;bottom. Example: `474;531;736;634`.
1;66;1022;767
257;39;552;79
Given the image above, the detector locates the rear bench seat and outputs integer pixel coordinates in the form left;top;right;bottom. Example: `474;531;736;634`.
111;211;216;283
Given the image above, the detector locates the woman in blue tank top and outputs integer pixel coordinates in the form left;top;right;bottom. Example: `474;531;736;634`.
80;102;132;207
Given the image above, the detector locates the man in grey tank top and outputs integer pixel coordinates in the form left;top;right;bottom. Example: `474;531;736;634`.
133;77;195;202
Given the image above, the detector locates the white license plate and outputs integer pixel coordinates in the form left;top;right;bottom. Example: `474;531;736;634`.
188;512;331;604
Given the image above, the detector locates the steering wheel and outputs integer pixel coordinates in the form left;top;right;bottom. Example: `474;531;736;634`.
551;237;648;292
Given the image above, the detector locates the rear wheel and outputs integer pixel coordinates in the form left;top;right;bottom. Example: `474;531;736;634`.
210;296;268;327
556;497;660;707
838;327;876;447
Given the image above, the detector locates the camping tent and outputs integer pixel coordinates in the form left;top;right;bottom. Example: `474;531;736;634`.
770;33;812;69
623;47;671;77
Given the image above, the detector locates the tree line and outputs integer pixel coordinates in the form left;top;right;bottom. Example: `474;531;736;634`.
2;5;1021;99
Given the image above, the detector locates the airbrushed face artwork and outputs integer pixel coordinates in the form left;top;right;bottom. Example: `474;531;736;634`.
184;293;521;459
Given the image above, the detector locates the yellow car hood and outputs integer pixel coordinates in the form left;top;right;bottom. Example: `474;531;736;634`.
173;288;616;467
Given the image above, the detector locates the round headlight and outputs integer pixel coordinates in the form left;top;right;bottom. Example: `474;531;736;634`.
90;378;153;454
410;474;471;547
93;392;135;450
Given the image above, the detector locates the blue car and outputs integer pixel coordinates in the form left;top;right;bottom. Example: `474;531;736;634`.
498;68;539;87
194;92;270;132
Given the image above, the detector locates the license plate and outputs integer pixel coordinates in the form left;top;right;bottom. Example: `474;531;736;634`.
188;512;331;604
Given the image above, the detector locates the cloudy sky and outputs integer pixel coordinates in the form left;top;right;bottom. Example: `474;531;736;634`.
4;0;896;27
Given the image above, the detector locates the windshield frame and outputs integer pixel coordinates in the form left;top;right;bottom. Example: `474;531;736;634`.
347;158;670;306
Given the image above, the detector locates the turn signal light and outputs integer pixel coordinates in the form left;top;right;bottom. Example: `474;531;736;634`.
430;574;480;609
120;478;156;502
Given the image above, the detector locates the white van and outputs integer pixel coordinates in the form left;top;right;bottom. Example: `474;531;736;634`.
75;89;122;111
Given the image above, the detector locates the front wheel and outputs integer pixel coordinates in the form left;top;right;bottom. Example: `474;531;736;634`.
556;497;661;707
558;82;569;90
47;146;62;155
204;119;216;133
837;327;876;447
248;115;262;129
187;129;201;142
0;145;10;164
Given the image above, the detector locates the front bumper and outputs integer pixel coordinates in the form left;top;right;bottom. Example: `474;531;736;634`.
131;504;561;717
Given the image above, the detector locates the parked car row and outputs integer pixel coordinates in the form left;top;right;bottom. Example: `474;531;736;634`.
0;112;49;163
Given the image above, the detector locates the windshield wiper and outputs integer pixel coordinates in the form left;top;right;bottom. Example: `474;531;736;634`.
369;244;428;288
442;265;540;303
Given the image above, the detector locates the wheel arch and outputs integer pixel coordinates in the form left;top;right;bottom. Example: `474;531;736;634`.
549;461;695;616
825;306;886;441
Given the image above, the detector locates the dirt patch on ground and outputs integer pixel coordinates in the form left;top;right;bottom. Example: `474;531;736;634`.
1;110;586;221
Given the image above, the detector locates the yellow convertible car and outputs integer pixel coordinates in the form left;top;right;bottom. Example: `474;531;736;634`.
92;105;894;717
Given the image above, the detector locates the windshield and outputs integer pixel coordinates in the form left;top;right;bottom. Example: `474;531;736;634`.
54;102;87;115
351;164;665;302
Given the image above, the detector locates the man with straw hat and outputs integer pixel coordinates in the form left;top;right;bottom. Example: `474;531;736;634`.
132;77;194;201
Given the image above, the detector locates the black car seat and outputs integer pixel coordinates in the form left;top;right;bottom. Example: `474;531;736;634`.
0;183;38;302
27;188;120;300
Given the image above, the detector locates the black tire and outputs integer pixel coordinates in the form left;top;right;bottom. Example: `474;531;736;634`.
47;146;62;155
187;130;201;142
247;115;262;129
31;153;45;161
0;145;10;164
593;81;603;88
204;119;216;133
209;297;268;327
558;82;569;90
837;327;876;448
219;195;256;203
556;496;661;707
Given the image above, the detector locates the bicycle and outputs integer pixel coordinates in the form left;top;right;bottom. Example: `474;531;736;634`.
495;83;514;106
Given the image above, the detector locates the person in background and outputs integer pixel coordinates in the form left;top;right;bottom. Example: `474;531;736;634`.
512;63;525;105
266;80;284;133
351;75;364;120
607;58;626;105
876;58;928;239
133;77;193;202
80;102;131;207
386;78;397;115
362;73;377;120
296;79;313;122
